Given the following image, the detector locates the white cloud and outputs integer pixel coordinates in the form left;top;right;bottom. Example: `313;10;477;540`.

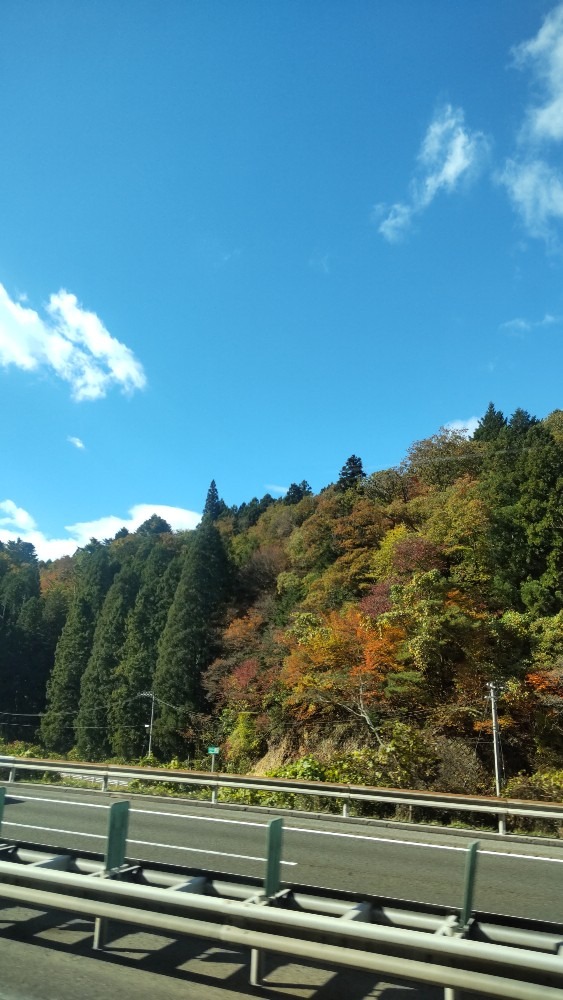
67;436;85;450
375;202;413;243
67;504;201;543
0;284;146;401
417;106;485;201
501;157;563;238
514;4;563;143
0;500;201;561
377;104;489;242
500;316;531;336
500;312;562;335
445;417;480;438
0;500;37;533
501;5;563;239
265;484;289;495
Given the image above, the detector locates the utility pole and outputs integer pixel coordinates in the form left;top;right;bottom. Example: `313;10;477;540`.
147;690;155;758
140;690;156;758
487;681;506;835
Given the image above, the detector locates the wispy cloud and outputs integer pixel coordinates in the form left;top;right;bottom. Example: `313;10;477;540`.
308;252;331;275
0;500;201;561
515;4;563;144
501;157;563;239
500;313;561;335
265;484;288;495
376;104;489;242
0;284;146;401
67;436;85;450
216;247;242;267
375;202;413;243
500;4;563;240
445;417;480;438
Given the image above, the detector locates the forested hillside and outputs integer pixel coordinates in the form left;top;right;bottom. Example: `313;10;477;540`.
2;403;563;798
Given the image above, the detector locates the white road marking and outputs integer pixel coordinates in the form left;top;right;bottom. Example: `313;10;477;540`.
287;826;563;864
9;793;563;865
2;823;103;839
12;795;106;810
127;837;296;865
1;821;296;866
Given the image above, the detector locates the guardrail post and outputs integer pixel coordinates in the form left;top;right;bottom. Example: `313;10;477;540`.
440;840;480;1000
100;772;109;792
249;945;264;986
264;817;283;899
250;817;284;986
9;765;16;783
497;811;506;836
94;800;130;950
442;841;480;1000
211;784;218;805
0;786;5;834
104;800;129;872
459;839;479;931
342;799;349;818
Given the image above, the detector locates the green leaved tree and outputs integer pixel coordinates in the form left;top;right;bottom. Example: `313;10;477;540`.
75;563;140;759
109;538;181;759
153;518;231;757
40;542;115;753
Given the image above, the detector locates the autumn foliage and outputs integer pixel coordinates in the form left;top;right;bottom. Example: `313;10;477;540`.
2;407;563;797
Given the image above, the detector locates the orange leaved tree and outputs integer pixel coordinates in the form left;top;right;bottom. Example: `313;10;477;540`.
281;606;407;744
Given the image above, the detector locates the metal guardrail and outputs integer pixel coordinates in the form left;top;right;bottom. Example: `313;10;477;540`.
0;789;561;1000
1;755;562;834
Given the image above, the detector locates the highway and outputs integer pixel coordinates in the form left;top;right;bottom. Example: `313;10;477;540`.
2;783;563;923
0;921;439;1000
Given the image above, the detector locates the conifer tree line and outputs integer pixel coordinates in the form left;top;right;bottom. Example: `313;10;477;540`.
2;408;563;797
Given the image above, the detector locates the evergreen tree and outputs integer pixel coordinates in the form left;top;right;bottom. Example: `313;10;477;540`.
473;403;506;442
4;539;38;568
0;544;40;725
507;407;538;437
75;563;140;759
137;514;172;535
42;585;70;660
284;481;312;505
109;539;179;758
13;597;48;717
480;419;563;613
336;455;366;491
234;494;275;532
40;594;94;751
153;519;231;757
40;542;115;752
203;480;227;521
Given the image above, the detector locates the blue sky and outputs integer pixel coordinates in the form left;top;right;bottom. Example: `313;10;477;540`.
1;0;563;559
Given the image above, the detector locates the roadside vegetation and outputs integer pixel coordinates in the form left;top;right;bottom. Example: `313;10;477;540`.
1;404;563;826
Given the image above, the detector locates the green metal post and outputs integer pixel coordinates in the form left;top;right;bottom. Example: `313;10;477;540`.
105;800;129;872
459;840;479;930
251;817;285;985
264;817;283;899
94;800;130;950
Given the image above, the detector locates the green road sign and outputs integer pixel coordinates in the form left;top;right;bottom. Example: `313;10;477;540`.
208;746;220;754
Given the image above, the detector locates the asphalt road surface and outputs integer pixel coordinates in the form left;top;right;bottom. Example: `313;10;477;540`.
0;924;441;1000
2;783;563;923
